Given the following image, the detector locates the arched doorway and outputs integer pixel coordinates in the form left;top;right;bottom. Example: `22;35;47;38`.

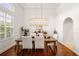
63;17;75;50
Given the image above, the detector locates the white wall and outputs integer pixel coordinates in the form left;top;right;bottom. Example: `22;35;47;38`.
23;7;57;36
56;3;79;54
13;4;25;39
0;4;24;54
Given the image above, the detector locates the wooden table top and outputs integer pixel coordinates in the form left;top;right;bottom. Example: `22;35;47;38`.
15;37;57;42
45;38;57;41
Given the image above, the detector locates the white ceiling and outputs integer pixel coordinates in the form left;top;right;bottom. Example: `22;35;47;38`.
20;3;60;9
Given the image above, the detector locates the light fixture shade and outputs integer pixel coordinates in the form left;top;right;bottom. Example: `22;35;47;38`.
30;18;48;26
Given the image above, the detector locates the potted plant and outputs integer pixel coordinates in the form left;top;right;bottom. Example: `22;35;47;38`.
53;30;58;39
24;29;29;36
21;26;24;36
54;30;57;34
21;26;29;36
43;31;47;39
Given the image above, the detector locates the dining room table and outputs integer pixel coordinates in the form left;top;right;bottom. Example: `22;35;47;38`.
15;36;57;55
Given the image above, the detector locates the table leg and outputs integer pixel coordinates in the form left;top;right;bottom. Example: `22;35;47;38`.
53;41;57;55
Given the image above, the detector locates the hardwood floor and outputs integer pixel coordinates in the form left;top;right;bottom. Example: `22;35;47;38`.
0;42;77;56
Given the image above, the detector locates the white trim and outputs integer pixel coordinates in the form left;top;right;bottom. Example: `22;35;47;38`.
59;40;79;56
0;42;15;54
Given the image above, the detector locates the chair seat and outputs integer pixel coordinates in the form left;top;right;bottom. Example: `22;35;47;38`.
47;43;54;46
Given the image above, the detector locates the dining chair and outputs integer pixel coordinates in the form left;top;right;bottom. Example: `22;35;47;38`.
21;36;32;55
47;41;57;55
35;35;44;52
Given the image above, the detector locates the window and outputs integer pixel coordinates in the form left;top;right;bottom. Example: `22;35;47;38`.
5;14;13;37
0;3;15;40
0;11;5;39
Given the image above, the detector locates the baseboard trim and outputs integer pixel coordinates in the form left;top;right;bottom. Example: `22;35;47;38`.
0;43;15;54
58;41;78;56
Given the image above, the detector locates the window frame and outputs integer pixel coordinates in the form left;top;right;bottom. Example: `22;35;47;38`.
0;4;15;40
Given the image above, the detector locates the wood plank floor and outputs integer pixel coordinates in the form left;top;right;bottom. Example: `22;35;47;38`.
0;42;77;56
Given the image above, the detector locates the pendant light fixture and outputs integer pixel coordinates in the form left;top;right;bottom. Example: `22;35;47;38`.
41;3;43;19
40;3;43;31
